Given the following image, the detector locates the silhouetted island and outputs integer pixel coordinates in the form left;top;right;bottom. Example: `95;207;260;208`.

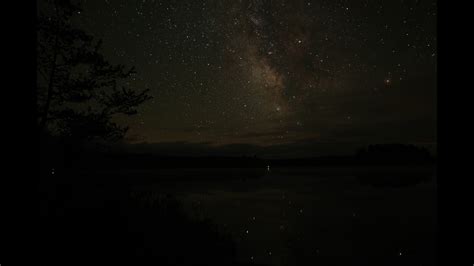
41;133;435;174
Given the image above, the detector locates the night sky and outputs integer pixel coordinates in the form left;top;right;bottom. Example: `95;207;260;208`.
73;0;436;156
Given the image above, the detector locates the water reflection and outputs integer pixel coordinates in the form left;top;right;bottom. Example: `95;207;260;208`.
137;167;436;266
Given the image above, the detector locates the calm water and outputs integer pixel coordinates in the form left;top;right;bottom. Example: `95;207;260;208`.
132;167;437;266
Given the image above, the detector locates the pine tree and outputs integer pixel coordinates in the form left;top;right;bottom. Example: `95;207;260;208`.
37;0;151;142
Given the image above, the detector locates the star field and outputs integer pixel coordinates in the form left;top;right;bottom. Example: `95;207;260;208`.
75;0;437;154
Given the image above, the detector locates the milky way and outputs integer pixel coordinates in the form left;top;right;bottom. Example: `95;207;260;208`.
71;0;436;155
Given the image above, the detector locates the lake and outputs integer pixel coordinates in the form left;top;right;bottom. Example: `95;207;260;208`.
128;166;437;266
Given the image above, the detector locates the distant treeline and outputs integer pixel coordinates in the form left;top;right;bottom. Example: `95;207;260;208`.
63;144;434;170
87;154;267;169
40;134;435;171
272;144;435;167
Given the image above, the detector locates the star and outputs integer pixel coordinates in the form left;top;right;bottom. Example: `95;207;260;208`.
52;0;436;161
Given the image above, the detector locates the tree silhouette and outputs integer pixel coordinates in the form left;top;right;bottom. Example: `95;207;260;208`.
37;0;151;141
355;143;433;164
